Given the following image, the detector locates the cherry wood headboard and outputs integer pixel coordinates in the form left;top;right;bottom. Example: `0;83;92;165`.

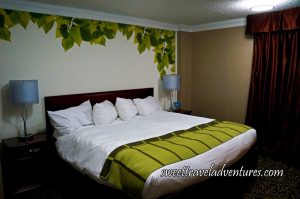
44;88;153;140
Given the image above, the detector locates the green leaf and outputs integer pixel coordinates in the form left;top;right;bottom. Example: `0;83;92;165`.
160;69;166;80
103;27;115;39
74;18;84;25
56;25;62;38
145;35;151;50
8;12;19;26
56;17;70;26
59;24;69;39
168;53;175;65
42;20;54;33
135;33;142;44
35;16;46;28
171;64;176;73
80;25;92;41
162;53;169;66
156;52;162;63
150;34;157;46
138;42;146;54
62;37;74;51
30;12;44;19
18;12;30;29
0;14;4;27
125;30;133;40
92;30;104;40
0;27;11;41
157;62;164;72
94;35;106;46
69;26;82;46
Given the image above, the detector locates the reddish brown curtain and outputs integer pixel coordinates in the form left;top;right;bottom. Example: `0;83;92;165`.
246;7;300;167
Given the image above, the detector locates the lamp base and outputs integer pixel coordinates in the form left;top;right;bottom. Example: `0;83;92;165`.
18;133;34;142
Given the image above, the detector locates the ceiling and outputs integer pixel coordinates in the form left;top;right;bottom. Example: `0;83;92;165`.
1;0;299;30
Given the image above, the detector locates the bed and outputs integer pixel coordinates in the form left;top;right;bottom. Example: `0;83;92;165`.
44;88;257;199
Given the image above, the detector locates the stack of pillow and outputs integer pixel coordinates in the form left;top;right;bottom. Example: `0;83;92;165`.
48;96;161;136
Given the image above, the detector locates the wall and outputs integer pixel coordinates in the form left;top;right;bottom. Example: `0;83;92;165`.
177;32;192;110
0;22;162;139
178;26;253;123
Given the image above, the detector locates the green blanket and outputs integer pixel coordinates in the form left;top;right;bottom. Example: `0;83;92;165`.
100;120;251;198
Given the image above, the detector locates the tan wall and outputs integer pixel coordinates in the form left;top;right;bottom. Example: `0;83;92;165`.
177;32;192;110
179;26;253;123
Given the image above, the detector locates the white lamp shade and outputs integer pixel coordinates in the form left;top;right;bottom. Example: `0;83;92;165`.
9;80;39;104
163;74;180;90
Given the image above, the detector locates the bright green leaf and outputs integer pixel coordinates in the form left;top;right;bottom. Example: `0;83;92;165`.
42;20;54;33
157;62;164;73
56;25;62;38
145;35;151;50
56;17;70;26
80;26;92;41
62;37;74;51
94;35;106;46
126;30;133;40
45;15;56;23
69;26;82;46
18;12;30;29
138;42;146;54
0;27;11;41
162;53;169;66
171;65;176;73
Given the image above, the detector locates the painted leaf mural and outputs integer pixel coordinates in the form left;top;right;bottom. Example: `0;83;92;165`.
0;8;176;78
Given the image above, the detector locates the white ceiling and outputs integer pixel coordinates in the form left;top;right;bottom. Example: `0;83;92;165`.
0;0;299;31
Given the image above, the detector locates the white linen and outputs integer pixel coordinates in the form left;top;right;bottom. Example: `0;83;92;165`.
48;100;93;136
55;111;256;199
92;100;118;125
115;97;138;120
134;96;162;116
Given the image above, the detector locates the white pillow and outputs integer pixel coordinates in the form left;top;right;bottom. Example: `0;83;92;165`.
92;100;118;125
47;100;93;136
115;97;138;121
133;96;162;116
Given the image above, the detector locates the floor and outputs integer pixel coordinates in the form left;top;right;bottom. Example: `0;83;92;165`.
12;156;300;199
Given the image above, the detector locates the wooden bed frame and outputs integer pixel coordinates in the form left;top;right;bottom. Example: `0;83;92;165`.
44;87;257;198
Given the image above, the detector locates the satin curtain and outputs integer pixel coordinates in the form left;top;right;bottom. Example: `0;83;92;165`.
246;8;300;166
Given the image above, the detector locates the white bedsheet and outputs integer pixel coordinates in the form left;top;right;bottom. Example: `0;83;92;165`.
55;111;256;199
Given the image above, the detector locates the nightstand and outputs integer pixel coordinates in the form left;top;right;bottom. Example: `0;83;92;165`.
171;109;192;115
1;132;49;198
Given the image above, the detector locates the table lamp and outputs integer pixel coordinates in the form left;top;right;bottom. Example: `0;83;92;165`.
9;80;39;142
163;74;180;110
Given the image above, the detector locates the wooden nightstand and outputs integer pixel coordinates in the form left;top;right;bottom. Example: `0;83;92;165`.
171;109;192;115
1;132;49;198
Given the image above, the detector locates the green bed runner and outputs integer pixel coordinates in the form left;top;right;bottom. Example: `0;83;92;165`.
100;120;252;198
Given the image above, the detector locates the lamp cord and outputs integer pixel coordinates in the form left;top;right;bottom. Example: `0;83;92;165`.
21;104;28;142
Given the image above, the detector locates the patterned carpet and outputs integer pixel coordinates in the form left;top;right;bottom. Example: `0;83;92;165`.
16;156;300;199
243;156;300;199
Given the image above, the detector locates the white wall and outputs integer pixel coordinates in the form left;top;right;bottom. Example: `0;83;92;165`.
0;23;166;139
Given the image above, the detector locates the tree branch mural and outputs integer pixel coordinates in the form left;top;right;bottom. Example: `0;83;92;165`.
0;9;175;78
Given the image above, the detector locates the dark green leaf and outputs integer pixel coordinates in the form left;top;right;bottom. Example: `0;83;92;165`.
80;26;92;41
8;12;19;25
0;14;4;27
156;52;162;63
4;9;13;14
74;18;84;25
42;20;54;33
92;30;103;40
150;34;157;46
30;12;44;19
0;27;11;41
60;24;69;39
168;54;175;64
162;53;169;66
103;27;115;39
62;37;74;51
35;17;46;28
136;33;142;44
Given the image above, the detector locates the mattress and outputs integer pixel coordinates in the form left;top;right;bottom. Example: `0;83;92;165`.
55;111;256;199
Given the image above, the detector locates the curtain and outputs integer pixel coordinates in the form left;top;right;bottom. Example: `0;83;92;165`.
245;7;300;167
